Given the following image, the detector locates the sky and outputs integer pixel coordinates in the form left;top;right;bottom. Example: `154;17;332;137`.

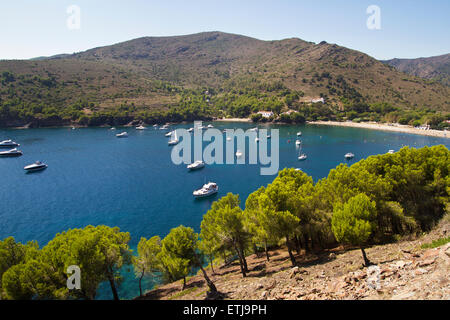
0;0;449;60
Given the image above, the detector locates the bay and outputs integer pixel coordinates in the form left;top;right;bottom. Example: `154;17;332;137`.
0;122;448;299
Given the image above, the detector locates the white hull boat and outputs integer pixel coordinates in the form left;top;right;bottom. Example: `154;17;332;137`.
0;140;20;148
345;153;355;159
0;148;23;157
187;160;205;171
116;132;128;138
24;161;47;172
193;182;218;198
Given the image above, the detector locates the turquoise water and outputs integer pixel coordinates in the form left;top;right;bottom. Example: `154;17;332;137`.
0;122;448;299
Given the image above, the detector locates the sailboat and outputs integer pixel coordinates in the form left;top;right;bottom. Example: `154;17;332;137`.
297;142;307;161
168;130;179;145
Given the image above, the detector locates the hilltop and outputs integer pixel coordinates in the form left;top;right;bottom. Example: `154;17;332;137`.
383;54;450;87
0;32;449;127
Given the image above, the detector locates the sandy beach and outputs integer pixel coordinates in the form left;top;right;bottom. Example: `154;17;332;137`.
309;121;449;139
214;118;252;123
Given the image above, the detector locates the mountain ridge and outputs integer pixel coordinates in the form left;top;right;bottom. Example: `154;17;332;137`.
0;31;449;127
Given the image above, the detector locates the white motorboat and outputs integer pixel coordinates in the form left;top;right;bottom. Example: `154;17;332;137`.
226;137;232;141
267;135;271;139
187;128;194;133
255;137;260;143
0;140;20;148
116;132;128;138
249;127;258;132
71;127;76;130
236;150;243;158
0;148;23;157
153;124;158;128
388;150;395;154
168;131;179;145
187;160;205;171
193;182;218;198
297;132;302;136
160;124;169;130
24;161;47;172
345;153;355;159
165;131;173;137
207;124;214;128
298;154;307;161
295;140;301;146
136;125;147;130
110;127;116;130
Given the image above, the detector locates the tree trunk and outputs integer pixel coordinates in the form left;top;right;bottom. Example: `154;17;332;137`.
286;236;296;266
361;247;372;267
182;276;187;290
239;242;248;272
264;241;270;261
199;265;217;293
303;234;309;253
234;246;246;277
108;275;119;301
253;243;260;257
294;235;301;255
209;255;215;275
138;270;144;297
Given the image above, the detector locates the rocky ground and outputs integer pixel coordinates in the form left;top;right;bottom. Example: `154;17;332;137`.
137;220;449;300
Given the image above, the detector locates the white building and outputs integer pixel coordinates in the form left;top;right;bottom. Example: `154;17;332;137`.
311;97;325;104
257;111;274;118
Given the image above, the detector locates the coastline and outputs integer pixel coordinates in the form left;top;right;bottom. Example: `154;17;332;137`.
214;117;252;123
308;121;449;139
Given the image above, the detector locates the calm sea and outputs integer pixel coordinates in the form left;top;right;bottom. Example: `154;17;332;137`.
0;122;448;299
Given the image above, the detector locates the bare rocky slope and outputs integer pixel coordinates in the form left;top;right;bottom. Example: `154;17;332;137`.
137;219;450;300
383;54;450;87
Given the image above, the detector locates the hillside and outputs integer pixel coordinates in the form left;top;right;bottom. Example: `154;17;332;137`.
383;54;450;87
1;32;449;127
136;219;450;300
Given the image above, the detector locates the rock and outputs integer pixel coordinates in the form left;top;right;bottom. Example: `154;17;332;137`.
391;291;415;300
289;266;300;278
419;258;436;267
294;273;303;281
414;268;428;275
422;249;439;259
265;279;277;290
395;260;406;269
328;253;337;260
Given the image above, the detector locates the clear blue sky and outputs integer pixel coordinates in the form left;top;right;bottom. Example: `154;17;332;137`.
0;0;449;60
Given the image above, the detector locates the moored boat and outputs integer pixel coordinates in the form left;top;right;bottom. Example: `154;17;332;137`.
24;161;47;172
0;140;20;148
193;182;218;198
116;132;128;138
187;160;205;171
345;152;355;159
0;148;23;157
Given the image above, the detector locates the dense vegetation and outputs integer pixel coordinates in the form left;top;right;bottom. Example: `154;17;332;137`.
0;145;448;300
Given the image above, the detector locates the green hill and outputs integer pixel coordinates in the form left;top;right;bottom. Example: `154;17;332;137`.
0;31;449;127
